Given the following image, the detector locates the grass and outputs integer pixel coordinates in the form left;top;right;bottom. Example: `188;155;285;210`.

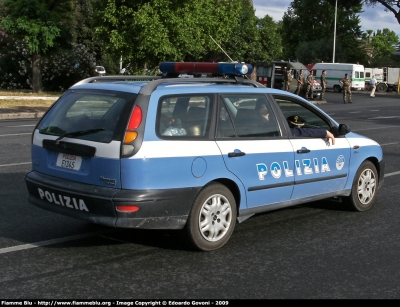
0;90;61;110
0;89;62;96
0;99;56;109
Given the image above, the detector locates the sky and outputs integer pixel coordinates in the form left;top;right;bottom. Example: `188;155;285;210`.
253;0;400;38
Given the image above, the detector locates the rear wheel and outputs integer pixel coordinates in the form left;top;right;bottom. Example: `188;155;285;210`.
342;161;378;211
333;85;342;92
185;183;236;251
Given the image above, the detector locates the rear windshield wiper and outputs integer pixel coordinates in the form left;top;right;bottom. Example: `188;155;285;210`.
55;128;105;144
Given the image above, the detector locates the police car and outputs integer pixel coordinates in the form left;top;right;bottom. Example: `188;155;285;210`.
25;62;385;251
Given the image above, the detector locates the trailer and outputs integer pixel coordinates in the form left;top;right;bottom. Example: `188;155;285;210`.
311;63;365;92
379;67;399;92
365;67;400;92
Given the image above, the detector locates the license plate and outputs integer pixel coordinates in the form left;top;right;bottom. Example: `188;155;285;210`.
56;153;82;171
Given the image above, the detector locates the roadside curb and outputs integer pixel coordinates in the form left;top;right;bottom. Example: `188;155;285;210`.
0;96;58;100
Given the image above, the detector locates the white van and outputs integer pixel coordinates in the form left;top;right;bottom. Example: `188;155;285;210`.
312;63;365;92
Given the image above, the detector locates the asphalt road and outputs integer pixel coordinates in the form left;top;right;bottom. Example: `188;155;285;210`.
1;90;400;300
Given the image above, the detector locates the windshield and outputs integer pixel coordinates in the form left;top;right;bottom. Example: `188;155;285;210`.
37;90;137;143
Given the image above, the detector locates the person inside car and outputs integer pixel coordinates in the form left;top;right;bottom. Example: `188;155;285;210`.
256;100;270;123
287;115;335;145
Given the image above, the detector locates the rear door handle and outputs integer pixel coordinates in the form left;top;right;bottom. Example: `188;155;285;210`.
297;147;310;154
228;149;246;157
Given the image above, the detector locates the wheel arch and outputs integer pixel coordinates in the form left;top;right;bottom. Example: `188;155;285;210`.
365;156;384;186
207;178;243;214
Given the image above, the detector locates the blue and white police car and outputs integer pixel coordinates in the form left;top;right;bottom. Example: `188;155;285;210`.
25;62;385;251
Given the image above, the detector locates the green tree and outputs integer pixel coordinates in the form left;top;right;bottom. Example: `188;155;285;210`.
1;0;75;92
371;28;399;60
72;0;103;63
281;0;363;64
257;15;282;62
371;28;399;56
359;28;399;65
94;0;260;74
295;38;344;64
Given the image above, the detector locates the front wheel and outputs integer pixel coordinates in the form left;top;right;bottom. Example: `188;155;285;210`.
342;161;378;211
185;183;237;251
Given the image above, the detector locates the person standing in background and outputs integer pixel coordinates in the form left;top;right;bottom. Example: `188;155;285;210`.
305;71;314;99
285;68;293;92
370;75;377;98
339;73;353;103
320;70;327;100
295;70;304;96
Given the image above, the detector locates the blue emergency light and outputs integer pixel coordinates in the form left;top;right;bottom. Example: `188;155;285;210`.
159;62;253;76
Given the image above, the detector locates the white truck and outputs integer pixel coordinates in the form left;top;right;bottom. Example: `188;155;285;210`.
365;68;384;84
311;63;365;92
365;67;400;92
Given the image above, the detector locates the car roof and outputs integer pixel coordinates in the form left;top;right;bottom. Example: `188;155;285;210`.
71;81;148;94
70;79;291;96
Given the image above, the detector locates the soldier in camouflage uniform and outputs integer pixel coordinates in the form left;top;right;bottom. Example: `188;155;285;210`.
284;68;293;92
339;73;353;103
305;71;314;99
294;70;304;96
320;70;327;100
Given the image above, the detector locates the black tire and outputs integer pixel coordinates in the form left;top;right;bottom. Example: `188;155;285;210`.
342;161;378;211
376;83;387;93
333;85;342;93
185;183;237;251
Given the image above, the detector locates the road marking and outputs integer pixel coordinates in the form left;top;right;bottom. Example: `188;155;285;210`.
4;124;36;127
0;231;110;254
0;162;31;167
384;171;400;177
368;116;399;119
0;133;32;137
380;142;399;146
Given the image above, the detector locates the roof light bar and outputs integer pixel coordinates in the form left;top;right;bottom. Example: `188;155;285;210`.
159;62;253;76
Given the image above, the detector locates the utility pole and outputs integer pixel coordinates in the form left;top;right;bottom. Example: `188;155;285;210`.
333;0;338;63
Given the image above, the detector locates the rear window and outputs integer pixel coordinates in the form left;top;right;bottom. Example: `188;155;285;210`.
37;90;136;143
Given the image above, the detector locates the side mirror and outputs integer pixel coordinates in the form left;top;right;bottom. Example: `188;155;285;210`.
338;124;351;135
331;124;350;136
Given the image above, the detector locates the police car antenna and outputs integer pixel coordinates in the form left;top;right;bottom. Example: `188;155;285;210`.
209;35;250;79
209;35;235;62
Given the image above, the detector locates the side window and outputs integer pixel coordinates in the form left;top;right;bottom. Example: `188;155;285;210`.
219;95;281;138
157;95;212;137
216;100;236;138
273;95;331;131
355;71;359;78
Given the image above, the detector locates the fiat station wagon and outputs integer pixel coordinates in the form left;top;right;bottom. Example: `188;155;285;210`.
25;62;384;251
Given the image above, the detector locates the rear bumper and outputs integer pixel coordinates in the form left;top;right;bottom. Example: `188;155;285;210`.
25;171;200;229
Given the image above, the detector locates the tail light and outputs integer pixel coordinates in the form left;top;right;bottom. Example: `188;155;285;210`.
122;106;142;156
